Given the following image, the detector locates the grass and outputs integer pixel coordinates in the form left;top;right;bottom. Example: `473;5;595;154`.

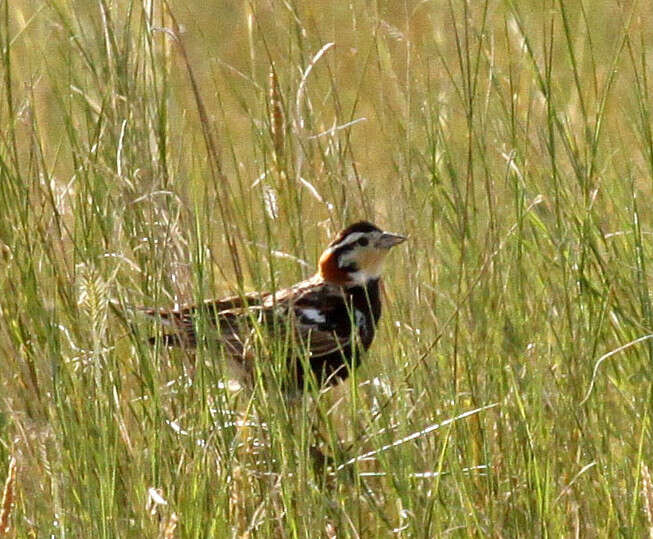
2;0;653;535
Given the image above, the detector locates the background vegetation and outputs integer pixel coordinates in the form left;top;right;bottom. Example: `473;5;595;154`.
2;0;653;535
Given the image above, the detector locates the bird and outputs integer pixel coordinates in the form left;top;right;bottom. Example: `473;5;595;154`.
142;221;406;389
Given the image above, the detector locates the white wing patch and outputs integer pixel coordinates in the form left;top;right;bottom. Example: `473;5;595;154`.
299;307;327;324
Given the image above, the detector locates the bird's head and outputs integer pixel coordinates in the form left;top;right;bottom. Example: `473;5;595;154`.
318;221;406;286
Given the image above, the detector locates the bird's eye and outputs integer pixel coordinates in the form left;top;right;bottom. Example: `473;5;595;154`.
358;237;369;246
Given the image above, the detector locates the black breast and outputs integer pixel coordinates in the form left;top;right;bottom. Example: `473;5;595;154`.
347;278;382;349
298;278;382;387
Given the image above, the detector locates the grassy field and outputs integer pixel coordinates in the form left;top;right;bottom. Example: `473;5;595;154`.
2;0;653;536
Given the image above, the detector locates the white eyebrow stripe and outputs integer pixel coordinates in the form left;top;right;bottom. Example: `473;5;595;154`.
332;232;365;249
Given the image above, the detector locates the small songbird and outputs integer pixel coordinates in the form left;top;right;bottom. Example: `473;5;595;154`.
143;221;406;389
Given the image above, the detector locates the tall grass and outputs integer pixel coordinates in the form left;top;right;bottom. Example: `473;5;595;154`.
1;0;653;535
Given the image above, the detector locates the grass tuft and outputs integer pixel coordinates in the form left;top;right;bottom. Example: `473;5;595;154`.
2;0;653;534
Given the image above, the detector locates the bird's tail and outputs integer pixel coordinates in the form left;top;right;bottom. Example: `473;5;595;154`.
110;300;193;347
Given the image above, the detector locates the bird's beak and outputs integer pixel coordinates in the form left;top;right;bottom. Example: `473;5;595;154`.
377;231;407;249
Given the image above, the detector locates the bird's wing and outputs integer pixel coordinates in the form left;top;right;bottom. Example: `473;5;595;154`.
142;278;358;360
140;291;267;349
140;291;267;321
269;283;358;359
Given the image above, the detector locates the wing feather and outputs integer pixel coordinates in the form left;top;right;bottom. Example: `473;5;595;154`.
285;282;358;359
143;276;358;365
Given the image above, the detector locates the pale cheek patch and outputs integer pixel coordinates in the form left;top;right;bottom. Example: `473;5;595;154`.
357;250;387;277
